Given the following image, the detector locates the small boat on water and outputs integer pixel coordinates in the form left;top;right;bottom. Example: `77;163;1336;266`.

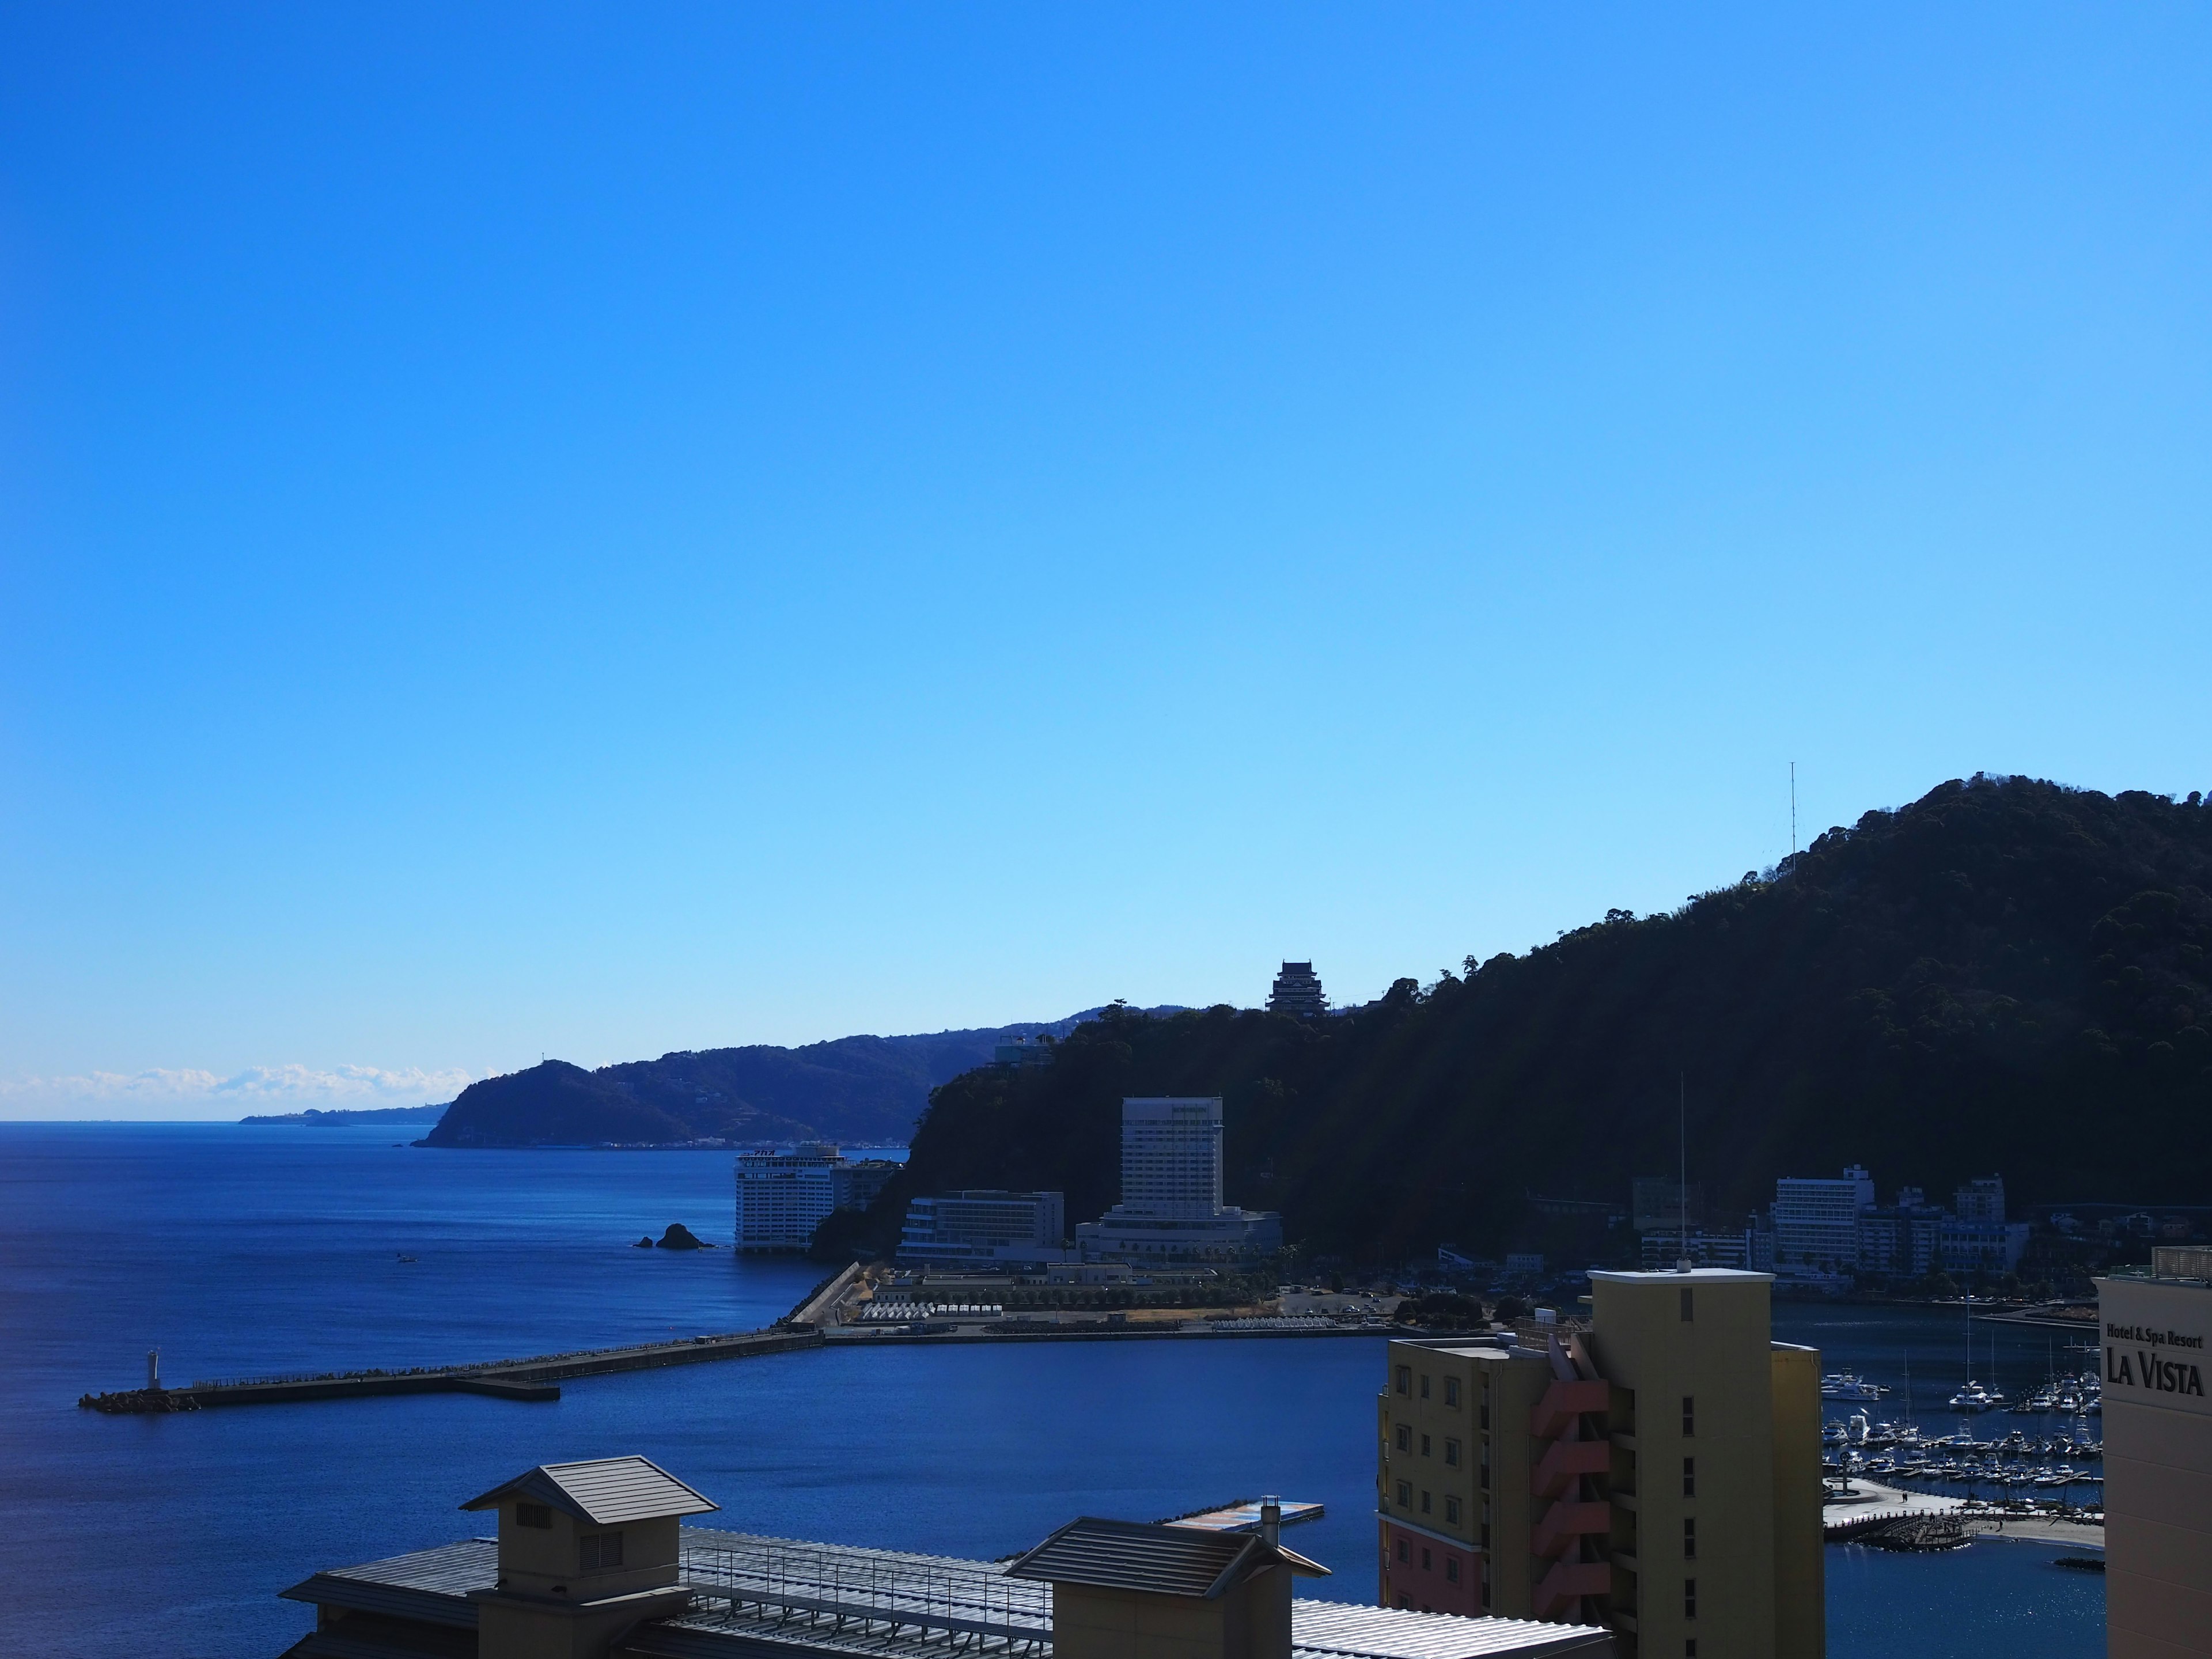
1948;1380;2001;1412
1821;1370;1890;1400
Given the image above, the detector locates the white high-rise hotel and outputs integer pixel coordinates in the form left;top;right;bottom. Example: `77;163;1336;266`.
1075;1097;1282;1263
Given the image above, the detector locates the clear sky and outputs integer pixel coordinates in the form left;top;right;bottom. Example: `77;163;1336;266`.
2;5;2208;1118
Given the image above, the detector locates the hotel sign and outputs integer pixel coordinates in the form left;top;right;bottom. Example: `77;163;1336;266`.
2100;1278;2212;1416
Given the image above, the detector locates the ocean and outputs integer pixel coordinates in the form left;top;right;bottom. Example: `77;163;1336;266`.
0;1124;2105;1657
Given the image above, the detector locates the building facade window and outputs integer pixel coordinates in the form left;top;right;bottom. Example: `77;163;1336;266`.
579;1532;624;1571
1421;1434;1431;1457
1397;1536;1409;1562
1444;1438;1460;1467
1680;1288;1694;1323
1396;1365;1412;1396
1446;1557;1460;1584
1445;1377;1461;1407
1445;1496;1461;1524
1683;1517;1696;1560
1682;1395;1695;1437
1421;1548;1432;1570
1420;1374;1431;1399
1396;1480;1412;1508
1396;1424;1412;1452
1682;1457;1695;1498
1683;1578;1697;1619
1421;1491;1432;1514
516;1503;551;1529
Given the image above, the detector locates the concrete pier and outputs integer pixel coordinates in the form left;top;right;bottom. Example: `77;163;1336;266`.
79;1326;822;1414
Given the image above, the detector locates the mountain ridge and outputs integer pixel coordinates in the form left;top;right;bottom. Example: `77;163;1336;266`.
421;1009;1186;1147
820;775;2212;1264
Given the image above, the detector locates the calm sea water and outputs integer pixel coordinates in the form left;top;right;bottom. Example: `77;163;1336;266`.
0;1126;2104;1658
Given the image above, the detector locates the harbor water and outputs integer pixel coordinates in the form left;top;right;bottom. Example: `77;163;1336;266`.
0;1124;2107;1658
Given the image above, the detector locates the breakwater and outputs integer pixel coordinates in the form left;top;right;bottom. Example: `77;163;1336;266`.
78;1326;823;1414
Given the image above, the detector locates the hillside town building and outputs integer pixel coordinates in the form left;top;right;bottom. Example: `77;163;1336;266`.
1762;1168;2027;1281
277;1455;1616;1659
1377;1270;1823;1659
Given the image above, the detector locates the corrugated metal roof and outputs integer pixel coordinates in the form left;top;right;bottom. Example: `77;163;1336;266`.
1007;1518;1301;1599
281;1539;496;1628
283;1527;1608;1659
1290;1601;1614;1659
461;1456;719;1524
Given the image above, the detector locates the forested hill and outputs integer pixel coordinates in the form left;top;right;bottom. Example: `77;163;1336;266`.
851;777;2212;1263
421;1010;1184;1147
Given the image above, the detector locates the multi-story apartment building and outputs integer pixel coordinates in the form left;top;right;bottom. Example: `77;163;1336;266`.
2100;1247;2212;1658
1771;1167;1873;1272
1377;1270;1824;1659
1853;1202;1944;1278
1075;1097;1282;1264
1636;1231;1752;1272
733;1145;897;1252
898;1190;1067;1267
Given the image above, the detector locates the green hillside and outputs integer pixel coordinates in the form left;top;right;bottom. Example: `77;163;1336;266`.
839;776;2212;1263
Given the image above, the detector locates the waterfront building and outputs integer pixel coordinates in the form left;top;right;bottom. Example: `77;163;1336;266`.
1853;1201;1943;1278
1772;1166;1873;1273
1267;961;1327;1019
1075;1097;1283;1264
278;1455;1615;1659
1377;1268;1823;1659
1934;1214;2029;1276
899;1190;1068;1267
733;1145;896;1252
2098;1246;2212;1659
1635;1229;1751;1272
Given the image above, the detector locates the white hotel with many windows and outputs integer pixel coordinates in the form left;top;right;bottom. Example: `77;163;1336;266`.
1074;1097;1281;1264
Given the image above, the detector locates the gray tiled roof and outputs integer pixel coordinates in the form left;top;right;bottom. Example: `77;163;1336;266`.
1005;1518;1324;1600
281;1539;495;1628
461;1456;719;1524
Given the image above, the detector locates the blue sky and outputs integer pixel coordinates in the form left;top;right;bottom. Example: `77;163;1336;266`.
2;5;2208;1118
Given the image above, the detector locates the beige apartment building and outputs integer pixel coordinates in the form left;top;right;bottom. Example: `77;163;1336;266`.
2100;1249;2212;1659
1378;1269;1823;1659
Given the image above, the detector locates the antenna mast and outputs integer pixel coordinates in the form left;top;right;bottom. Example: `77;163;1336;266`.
1677;1074;1691;1272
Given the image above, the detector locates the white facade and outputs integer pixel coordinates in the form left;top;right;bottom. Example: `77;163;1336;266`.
899;1190;1067;1266
733;1143;843;1252
1773;1165;1874;1271
1952;1175;2006;1224
1120;1097;1226;1217
1075;1096;1282;1264
2098;1264;2212;1658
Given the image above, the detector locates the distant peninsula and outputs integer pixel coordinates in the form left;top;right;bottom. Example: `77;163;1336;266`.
417;1009;1185;1150
240;1103;451;1126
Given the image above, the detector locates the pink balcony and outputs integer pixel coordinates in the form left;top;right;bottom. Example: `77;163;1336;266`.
1529;1378;1612;1440
1532;1499;1612;1559
1532;1557;1612;1620
1532;1436;1611;1499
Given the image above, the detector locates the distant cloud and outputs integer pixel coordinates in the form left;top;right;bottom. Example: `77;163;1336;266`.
0;1062;475;1119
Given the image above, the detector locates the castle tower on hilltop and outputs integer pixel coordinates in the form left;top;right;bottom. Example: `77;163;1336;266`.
1267;961;1326;1019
